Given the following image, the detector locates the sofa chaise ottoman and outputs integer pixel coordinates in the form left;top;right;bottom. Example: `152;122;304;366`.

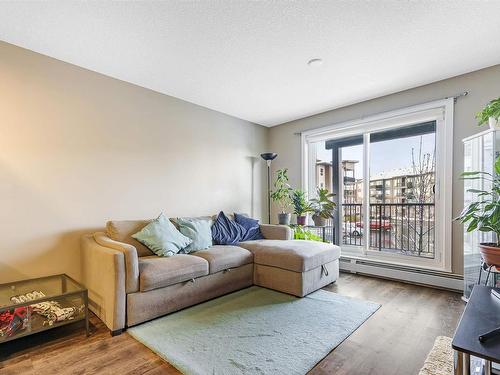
239;239;340;297
81;217;341;334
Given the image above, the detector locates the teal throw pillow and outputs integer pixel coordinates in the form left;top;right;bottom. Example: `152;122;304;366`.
175;217;213;253
132;213;192;257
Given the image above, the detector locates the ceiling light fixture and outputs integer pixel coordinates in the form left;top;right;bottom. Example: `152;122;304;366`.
307;58;323;67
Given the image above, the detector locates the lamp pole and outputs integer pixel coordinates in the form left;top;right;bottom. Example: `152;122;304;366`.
266;160;271;224
260;153;278;224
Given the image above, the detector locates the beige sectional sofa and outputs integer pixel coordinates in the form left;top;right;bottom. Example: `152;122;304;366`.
81;218;340;335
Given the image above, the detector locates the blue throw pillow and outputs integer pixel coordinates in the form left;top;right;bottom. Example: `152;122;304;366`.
234;213;264;241
132;213;192;257
211;211;246;245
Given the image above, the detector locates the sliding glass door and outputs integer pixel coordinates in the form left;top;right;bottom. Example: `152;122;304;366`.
302;100;453;271
367;123;436;258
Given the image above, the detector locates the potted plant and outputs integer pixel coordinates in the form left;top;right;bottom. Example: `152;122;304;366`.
476;97;500;130
456;155;500;266
270;168;292;225
293;226;324;242
310;188;336;226
291;189;314;225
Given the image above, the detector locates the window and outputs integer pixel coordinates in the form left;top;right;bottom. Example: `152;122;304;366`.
302;99;453;271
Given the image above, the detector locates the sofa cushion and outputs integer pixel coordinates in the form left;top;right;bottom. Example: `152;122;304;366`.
139;255;209;292
132;213;192;257
234;213;264;241
238;240;341;272
191;245;253;274
175;217;213;253
107;219;154;257
211;211;246;245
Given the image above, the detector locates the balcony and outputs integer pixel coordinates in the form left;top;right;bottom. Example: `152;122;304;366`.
343;176;356;185
340;203;435;258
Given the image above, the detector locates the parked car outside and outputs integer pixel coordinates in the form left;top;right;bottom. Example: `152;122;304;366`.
343;222;363;237
357;219;392;230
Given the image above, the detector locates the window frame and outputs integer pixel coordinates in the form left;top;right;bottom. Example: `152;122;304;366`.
301;99;454;272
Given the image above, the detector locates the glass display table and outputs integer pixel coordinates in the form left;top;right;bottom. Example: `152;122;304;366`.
0;274;89;343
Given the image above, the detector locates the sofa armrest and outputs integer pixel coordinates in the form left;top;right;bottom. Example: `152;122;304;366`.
93;232;139;293
260;224;293;240
81;234;126;331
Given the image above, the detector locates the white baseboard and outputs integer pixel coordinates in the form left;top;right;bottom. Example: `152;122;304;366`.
339;256;464;292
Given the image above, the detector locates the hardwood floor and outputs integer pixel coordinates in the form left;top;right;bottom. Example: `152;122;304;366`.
312;274;464;375
0;273;464;375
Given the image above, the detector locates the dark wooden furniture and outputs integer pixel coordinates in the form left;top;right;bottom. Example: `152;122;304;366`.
452;285;500;374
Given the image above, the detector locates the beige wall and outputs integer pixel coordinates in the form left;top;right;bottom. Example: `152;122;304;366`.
0;41;268;283
1;37;498;282
269;64;500;275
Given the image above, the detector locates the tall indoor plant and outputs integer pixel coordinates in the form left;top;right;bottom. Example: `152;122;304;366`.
270;168;292;225
476;97;500;130
291;189;314;225
310;188;336;226
456;155;500;266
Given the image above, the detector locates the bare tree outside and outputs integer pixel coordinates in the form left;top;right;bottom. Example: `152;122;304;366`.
401;136;435;255
407;136;435;204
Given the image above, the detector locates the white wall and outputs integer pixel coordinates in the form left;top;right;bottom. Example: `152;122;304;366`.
0;41;268;283
269;64;500;275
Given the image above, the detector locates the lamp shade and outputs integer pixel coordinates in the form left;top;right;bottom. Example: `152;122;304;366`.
260;153;278;161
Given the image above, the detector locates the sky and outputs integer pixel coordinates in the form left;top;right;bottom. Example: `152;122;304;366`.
316;133;435;179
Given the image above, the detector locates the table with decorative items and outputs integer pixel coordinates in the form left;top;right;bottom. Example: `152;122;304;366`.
0;274;89;343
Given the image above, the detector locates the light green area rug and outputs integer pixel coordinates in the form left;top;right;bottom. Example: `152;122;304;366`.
128;286;380;375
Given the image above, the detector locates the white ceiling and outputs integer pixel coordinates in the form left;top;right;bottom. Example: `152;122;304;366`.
1;1;500;127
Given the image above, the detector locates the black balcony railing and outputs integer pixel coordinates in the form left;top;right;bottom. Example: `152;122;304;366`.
341;203;435;258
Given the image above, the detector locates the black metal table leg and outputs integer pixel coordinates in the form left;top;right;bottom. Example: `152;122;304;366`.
84;290;90;337
485;265;493;286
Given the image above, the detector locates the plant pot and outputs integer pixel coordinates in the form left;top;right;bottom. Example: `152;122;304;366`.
479;243;500;267
296;215;307;225
489;117;500;130
312;215;327;227
278;213;291;225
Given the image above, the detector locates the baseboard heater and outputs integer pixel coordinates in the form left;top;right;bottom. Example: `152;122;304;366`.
339;257;464;292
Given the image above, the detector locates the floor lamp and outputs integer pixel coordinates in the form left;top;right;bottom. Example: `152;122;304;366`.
260;152;278;224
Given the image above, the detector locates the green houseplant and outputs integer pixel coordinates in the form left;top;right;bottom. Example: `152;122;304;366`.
456;155;500;266
291;189;314;225
270;168;293;225
476;97;500;130
293;225;323;242
310;188;336;226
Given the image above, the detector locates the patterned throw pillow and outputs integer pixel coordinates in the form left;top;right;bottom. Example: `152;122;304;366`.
211;211;246;245
175;217;213;253
234;213;264;241
132;213;192;257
